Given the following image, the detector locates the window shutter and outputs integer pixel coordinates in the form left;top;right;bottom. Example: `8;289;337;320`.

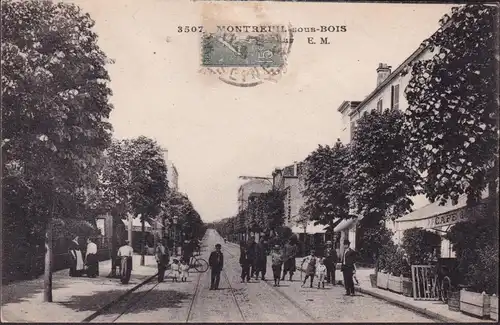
394;84;400;110
391;85;394;109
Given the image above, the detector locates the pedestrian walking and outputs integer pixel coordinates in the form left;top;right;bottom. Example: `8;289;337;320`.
155;241;169;282
246;236;257;278
171;259;180;282
271;244;284;287
324;240;338;285
68;236;84;277
254;239;268;280
239;246;252;282
281;237;298;282
180;259;189;282
316;258;327;289
301;249;317;288
85;238;99;278
208;243;224;290
341;239;356;296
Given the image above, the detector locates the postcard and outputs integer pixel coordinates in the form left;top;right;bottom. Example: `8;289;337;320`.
2;0;498;323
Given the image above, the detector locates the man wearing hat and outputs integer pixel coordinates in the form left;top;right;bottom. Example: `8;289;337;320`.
341;239;356;295
208;243;224;290
324;240;338;285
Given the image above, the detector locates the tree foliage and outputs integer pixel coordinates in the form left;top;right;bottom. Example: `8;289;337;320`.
401;227;441;265
446;218;498;294
348;109;419;227
2;0;113;224
404;4;499;206
301;140;350;230
356;223;394;267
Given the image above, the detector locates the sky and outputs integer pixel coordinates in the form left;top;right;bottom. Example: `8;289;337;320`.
68;0;454;223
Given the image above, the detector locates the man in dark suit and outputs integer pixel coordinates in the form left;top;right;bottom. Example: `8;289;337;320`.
324;240;338;285
208;243;224;290
341;239;356;295
246;236;257;278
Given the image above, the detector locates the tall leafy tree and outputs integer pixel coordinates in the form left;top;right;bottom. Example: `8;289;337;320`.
404;4;499;206
348;109;419;228
2;0;113;301
301;141;351;232
98;139;135;276
128;136;169;266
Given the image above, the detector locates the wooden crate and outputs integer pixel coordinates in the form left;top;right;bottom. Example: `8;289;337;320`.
377;272;389;290
402;277;413;297
491;294;498;321
388;274;403;293
460;289;490;318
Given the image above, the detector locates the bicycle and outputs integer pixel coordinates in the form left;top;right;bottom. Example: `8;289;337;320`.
188;254;209;273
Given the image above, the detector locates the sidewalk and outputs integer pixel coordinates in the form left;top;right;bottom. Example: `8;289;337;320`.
1;254;158;323
295;257;494;323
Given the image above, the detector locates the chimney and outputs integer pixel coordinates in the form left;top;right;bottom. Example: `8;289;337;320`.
376;63;392;86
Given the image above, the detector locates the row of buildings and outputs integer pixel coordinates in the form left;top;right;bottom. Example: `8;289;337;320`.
237;22;487;259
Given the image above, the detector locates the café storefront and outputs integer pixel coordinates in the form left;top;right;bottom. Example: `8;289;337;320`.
394;191;490;258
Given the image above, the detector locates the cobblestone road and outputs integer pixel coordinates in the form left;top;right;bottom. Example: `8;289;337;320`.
89;229;435;323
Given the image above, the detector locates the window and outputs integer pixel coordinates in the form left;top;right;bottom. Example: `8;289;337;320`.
350;121;356;141
391;84;400;110
377;98;383;112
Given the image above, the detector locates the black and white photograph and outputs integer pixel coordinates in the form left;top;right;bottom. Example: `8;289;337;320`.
1;0;499;323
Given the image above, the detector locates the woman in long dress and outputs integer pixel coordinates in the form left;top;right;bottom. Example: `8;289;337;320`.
85;238;99;278
68;236;84;277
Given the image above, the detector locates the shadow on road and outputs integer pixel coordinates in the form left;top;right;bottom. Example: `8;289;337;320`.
60;288;192;314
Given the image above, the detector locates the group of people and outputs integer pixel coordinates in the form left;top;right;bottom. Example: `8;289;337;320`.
68;236;99;278
237;236;298;287
155;239;194;283
234;236;360;295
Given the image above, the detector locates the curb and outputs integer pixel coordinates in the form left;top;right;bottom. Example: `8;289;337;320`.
355;286;456;323
81;272;158;323
297;265;454;323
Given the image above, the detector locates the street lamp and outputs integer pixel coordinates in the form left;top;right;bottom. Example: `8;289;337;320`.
173;215;178;256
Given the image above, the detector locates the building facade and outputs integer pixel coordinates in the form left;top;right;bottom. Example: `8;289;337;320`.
336;27;468;258
237;179;273;212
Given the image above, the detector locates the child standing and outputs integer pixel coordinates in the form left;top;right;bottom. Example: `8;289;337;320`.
171;259;180;282
271;245;284;287
180;259;189;282
239;246;252;282
301;250;317;288
316;258;327;289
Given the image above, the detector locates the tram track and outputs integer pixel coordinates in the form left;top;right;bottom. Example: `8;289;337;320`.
221;242;316;322
185;245;246;322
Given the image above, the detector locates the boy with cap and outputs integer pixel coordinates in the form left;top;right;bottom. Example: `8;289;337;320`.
271;244;284;287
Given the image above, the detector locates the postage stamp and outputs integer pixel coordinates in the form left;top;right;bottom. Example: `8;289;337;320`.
201;32;285;67
199;25;293;86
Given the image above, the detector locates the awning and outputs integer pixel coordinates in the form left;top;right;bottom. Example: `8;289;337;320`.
333;218;358;232
396;189;491;230
291;222;328;234
122;216;152;232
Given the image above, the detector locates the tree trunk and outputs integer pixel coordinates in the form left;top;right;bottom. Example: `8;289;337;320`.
140;218;145;266
108;214;118;277
43;220;53;302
